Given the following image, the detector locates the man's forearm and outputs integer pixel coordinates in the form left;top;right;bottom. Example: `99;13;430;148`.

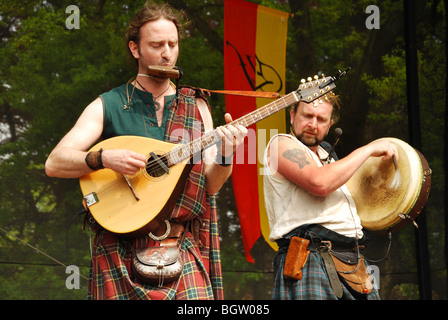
45;148;92;178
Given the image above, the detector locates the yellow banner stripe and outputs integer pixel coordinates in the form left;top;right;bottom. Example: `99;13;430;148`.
255;6;289;251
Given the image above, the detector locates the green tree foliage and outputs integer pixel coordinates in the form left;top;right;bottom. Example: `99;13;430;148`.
0;0;446;300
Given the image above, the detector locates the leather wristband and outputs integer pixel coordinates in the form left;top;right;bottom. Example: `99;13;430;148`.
85;148;104;170
216;152;233;167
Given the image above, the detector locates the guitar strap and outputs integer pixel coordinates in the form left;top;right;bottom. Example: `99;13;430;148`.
187;86;282;99
147;66;281;99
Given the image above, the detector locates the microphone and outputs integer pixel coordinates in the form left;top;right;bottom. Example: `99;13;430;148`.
324;127;343;163
333;127;343;145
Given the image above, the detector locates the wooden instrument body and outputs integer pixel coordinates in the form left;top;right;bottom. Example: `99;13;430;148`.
79;136;193;237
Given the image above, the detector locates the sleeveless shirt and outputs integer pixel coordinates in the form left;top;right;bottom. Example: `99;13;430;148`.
100;83;174;140
263;134;363;242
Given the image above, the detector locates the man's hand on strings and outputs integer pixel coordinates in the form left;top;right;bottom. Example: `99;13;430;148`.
101;149;147;175
216;113;248;158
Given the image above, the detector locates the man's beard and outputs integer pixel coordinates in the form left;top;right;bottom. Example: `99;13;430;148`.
297;132;322;148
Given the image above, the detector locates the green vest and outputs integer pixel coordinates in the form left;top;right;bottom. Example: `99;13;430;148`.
100;83;176;141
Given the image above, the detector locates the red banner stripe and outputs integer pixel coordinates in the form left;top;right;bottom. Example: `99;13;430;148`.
224;0;260;263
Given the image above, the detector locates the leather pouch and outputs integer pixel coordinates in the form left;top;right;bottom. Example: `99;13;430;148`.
283;236;310;280
132;245;183;287
329;252;373;295
132;222;185;287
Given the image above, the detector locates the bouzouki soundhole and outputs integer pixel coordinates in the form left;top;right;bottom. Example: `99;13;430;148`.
146;152;170;178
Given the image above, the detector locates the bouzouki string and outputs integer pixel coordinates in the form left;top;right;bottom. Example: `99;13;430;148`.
144;92;300;173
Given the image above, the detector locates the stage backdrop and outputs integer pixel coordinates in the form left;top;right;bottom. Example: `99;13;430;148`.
224;0;289;262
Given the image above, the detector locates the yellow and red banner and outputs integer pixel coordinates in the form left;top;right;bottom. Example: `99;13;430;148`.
224;0;288;262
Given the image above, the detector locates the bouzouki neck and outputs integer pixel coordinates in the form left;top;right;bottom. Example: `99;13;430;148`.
166;72;342;166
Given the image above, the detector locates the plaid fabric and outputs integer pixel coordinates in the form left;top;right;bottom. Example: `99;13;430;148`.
165;87;223;299
272;224;381;300
88;231;217;300
165;88;208;223
88;86;223;300
272;251;380;300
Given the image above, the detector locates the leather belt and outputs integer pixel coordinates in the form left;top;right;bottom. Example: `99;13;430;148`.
319;245;343;298
277;237;360;252
307;239;360;252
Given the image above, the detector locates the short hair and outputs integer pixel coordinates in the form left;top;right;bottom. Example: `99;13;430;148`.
125;1;190;64
292;93;341;124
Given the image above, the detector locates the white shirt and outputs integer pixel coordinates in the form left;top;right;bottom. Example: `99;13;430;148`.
263;134;363;241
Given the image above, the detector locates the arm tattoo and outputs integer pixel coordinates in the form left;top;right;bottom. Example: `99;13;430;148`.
282;148;310;169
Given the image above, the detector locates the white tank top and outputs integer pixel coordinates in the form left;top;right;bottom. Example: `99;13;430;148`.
263;134;363;241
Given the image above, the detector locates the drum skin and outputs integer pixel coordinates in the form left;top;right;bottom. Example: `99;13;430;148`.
346;138;431;232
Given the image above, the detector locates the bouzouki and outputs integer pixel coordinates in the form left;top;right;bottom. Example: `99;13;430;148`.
80;70;347;237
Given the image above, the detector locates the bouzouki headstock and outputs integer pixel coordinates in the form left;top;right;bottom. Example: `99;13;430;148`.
296;67;351;106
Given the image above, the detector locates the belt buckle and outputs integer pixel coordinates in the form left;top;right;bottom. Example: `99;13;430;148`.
321;240;332;250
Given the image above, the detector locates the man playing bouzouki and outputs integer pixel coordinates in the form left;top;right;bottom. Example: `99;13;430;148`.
45;1;246;300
